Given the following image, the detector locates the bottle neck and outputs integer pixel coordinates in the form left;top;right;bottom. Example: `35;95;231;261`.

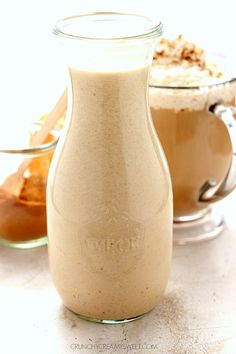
54;13;163;72
65;37;156;74
68;64;150;127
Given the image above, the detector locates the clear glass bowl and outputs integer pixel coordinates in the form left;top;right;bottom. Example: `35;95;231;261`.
0;123;58;249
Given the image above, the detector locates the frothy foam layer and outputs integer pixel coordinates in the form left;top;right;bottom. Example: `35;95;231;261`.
149;79;236;111
150;60;229;87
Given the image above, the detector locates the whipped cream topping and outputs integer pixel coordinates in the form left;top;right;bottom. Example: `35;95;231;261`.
150;35;232;87
149;35;236;111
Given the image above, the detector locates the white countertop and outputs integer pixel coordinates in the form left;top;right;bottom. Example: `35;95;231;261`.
1;194;236;354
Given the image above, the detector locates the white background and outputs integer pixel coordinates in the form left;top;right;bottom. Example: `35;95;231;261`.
0;0;235;139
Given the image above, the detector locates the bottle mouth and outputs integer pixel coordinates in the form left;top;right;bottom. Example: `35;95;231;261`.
53;12;163;42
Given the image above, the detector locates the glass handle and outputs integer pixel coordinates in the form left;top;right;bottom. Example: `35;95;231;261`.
199;103;236;202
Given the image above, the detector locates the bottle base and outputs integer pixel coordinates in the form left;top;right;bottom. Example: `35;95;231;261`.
66;306;152;324
173;208;225;245
0;235;48;249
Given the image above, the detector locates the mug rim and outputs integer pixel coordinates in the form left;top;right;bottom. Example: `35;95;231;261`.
149;76;236;90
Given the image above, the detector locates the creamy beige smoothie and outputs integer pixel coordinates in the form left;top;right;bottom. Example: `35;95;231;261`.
149;36;236;218
47;64;172;320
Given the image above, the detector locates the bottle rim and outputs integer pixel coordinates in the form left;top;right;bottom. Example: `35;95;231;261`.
53;12;164;42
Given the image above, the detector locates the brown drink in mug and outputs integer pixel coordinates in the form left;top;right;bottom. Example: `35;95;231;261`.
149;36;236;244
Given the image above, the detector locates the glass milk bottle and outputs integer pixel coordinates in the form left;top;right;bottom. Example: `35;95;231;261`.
47;12;172;323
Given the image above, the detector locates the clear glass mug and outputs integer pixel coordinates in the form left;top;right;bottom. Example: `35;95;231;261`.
0;124;57;249
149;75;236;244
